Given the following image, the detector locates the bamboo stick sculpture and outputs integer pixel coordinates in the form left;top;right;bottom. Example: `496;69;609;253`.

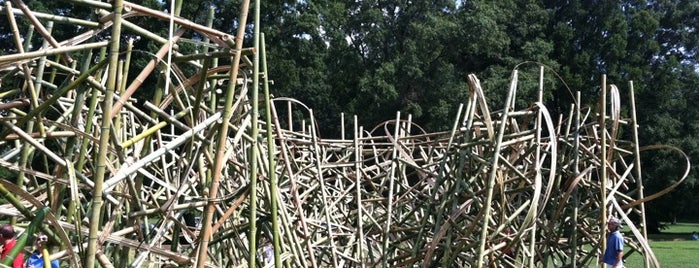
0;1;688;268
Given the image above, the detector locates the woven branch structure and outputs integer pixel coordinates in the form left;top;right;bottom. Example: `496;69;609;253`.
0;1;689;268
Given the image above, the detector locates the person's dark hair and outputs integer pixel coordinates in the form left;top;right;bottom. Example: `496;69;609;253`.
0;224;16;238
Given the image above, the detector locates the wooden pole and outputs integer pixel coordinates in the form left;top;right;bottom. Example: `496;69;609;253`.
85;0;122;266
477;71;518;268
196;1;250;267
629;81;650;268
248;0;262;266
109;29;185;117
600;74;607;257
10;0;75;63
261;33;282;268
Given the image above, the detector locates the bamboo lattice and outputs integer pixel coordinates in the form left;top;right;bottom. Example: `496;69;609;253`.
0;1;688;268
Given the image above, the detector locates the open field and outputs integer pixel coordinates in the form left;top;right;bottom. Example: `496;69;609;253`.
623;222;699;267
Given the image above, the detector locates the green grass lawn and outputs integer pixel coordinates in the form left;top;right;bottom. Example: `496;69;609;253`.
623;222;699;267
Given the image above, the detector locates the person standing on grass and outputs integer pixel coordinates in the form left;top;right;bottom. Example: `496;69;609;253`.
600;217;624;268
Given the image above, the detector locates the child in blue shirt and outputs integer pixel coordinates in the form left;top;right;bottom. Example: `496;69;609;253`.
24;233;59;268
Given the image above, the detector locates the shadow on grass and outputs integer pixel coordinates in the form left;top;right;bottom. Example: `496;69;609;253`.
648;232;694;241
648;222;699;241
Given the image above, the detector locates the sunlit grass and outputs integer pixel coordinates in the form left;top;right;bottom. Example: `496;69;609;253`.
623;222;699;267
624;240;699;267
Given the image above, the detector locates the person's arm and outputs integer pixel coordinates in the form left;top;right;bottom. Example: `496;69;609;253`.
613;250;623;267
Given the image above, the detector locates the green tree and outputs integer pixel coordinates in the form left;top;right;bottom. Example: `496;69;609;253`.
454;0;557;112
544;0;699;228
312;0;467;133
624;1;699;227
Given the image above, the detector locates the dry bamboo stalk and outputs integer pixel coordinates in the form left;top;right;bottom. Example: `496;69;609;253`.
477;71;518;268
0;122;66;167
271;99;317;268
570;90;582;267
260;32;283;268
110;28;185;117
144;101;211;145
599;74;607;256
196;0;250;266
85;0;123;265
121;108;189;148
10;0;74;63
103;112;221;192
67;0;111;10
530;66;545;267
123;1;233;46
4;2;46;138
380;112;400;268
0;5;99;27
628;81;650;268
4;131;75;139
96;9;172;46
310;109;340;267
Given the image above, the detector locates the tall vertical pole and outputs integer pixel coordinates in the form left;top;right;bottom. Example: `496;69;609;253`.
477;71;518;268
600;75;608;254
382;112;401;268
310;109;340;267
196;1;251;267
248;0;262;266
629;81;649;267
86;0;123;267
354;116;365;267
572;91;581;267
261;33;282;268
530;66;544;268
